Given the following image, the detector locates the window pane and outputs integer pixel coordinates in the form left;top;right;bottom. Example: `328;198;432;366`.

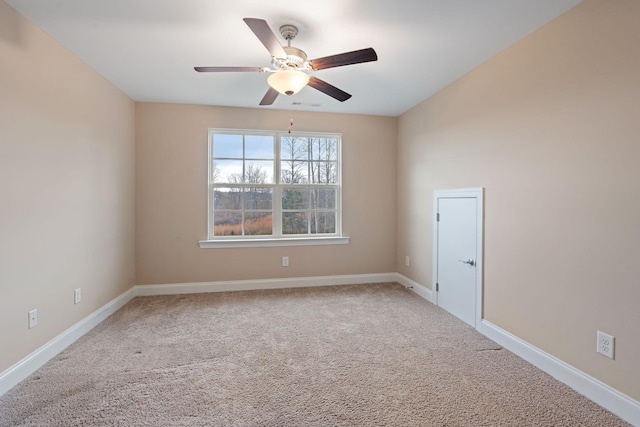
283;212;308;235
311;212;336;234
280;159;308;184
309;161;337;184
245;188;272;210
214;160;243;183
245;161;273;184
282;188;309;210
246;135;274;160
245;212;273;236
281;136;308;161
214;188;242;210
309;137;337;161
214;212;242;236
213;134;243;158
311;188;336;209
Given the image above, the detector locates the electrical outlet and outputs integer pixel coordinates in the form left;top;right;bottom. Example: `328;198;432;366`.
74;288;81;304
405;256;410;266
28;309;38;329
282;256;289;267
596;330;615;359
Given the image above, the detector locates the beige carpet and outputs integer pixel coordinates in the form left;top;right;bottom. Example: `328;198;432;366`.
0;283;629;426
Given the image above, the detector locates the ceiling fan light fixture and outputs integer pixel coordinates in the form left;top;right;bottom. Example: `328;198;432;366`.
267;70;309;96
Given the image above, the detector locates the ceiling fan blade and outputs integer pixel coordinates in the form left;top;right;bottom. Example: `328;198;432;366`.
243;18;287;59
194;66;264;72
259;87;279;106
309;48;378;71
307;77;352;102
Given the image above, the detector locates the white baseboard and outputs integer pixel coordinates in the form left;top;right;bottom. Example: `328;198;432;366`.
393;273;434;303
401;276;640;425
135;272;398;296
478;320;640;426
0;273;397;397
3;273;637;427
0;287;136;397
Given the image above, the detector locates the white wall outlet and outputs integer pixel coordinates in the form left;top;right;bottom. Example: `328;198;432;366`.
74;288;81;304
282;256;289;267
405;256;411;266
28;309;38;329
596;330;615;359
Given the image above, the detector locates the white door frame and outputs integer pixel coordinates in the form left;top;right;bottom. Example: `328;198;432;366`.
432;188;484;328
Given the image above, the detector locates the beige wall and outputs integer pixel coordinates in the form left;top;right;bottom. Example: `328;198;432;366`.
0;2;136;373
135;103;397;285
397;0;640;400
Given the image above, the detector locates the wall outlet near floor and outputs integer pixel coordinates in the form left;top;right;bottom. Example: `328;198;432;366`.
74;288;81;304
405;256;411;266
596;330;615;359
282;256;289;267
28;309;38;329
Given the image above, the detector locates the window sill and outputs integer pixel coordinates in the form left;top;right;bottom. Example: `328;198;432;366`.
198;236;350;249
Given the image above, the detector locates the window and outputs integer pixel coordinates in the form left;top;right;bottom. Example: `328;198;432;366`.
201;129;347;247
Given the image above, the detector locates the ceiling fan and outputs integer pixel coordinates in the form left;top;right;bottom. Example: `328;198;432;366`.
194;18;378;106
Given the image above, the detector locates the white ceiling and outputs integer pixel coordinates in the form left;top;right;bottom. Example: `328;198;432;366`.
6;0;581;117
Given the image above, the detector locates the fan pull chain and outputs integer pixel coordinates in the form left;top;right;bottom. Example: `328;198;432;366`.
288;112;294;134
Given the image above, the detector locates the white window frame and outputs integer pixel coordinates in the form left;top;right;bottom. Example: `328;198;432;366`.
199;129;349;248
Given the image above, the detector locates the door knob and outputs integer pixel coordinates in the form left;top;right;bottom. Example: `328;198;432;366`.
458;259;475;266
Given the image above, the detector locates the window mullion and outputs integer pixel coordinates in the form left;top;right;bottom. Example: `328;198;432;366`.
274;134;282;237
240;186;245;236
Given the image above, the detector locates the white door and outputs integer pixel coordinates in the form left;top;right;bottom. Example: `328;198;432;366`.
434;189;483;327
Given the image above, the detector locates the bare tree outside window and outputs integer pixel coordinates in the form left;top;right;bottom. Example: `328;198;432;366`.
228;162;269;185
280;136;308;184
309;137;337;184
211;163;221;183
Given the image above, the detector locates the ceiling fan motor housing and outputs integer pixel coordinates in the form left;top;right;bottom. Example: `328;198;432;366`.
284;46;307;66
272;45;308;70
